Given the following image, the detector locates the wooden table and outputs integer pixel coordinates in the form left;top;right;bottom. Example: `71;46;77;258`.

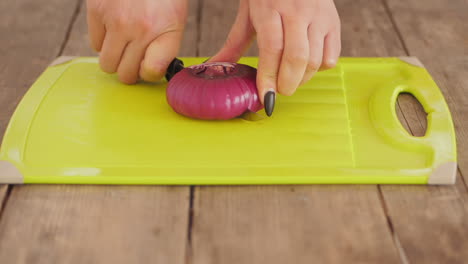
0;0;467;263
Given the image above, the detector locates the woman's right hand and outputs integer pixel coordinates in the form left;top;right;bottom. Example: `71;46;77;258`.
86;0;188;84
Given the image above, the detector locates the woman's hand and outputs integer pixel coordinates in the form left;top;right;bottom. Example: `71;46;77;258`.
209;0;341;114
86;0;188;84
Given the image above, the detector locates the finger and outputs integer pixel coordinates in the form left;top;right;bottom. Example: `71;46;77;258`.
140;30;183;82
256;14;284;104
320;28;341;71
277;19;309;96
208;0;255;63
300;25;324;85
86;2;106;51
99;32;128;73
116;41;148;84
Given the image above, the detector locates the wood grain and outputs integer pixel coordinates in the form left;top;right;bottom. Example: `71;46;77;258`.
379;0;468;263
0;0;79;140
383;0;468;176
0;185;189;264
192;186;401;264
62;0;96;56
397;94;427;137
381;181;468;264
181;0;201;56
0;0;80;220
0;0;201;263
0;185;8;212
340;0;468;262
341;0;468;261
0;114;8;148
340;0;406;57
198;0;257;58
190;1;407;263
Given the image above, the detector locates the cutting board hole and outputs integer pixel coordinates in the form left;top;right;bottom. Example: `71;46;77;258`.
396;93;428;137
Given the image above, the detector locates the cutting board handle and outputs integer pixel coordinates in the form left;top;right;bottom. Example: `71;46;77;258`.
369;61;457;183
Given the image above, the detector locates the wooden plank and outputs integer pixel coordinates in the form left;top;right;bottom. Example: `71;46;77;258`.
198;0;257;57
0;0;201;263
180;0;201;56
0;185;8;212
341;0;468;261
0;0;81;220
0;185;189;263
0;0;79;140
340;0;468;262
0;114;8;148
190;1;405;263
340;0;405;57
381;182;468;264
379;0;468;263
61;0;96;56
383;0;468;175
192;186;402;264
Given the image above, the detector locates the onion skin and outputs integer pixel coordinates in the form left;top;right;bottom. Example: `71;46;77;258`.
166;62;263;120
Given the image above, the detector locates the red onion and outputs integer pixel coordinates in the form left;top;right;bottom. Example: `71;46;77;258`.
166;62;263;120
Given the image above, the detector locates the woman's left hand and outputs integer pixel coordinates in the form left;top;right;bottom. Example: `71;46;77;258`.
209;0;341;108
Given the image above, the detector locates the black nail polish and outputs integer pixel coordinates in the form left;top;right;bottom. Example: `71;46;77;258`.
264;91;276;117
165;58;185;81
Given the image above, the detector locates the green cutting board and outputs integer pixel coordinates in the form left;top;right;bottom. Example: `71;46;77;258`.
0;56;457;184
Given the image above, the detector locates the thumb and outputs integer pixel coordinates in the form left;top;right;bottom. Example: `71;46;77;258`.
208;0;255;63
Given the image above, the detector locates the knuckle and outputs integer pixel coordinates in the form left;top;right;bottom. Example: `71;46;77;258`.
284;53;308;65
262;72;278;82
260;45;283;56
135;18;158;38
165;20;184;32
264;45;283;56
282;14;305;25
110;14;127;30
260;39;284;55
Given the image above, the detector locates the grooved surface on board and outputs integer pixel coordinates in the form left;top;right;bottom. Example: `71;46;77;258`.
19;61;353;170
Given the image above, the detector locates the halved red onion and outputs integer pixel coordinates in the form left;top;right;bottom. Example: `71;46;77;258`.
166;62;263;120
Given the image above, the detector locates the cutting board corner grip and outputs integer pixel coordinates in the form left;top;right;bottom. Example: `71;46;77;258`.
0;160;24;184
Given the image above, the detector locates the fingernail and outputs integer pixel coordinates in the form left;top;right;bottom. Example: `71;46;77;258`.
165;58;185;81
322;59;337;70
264;90;276;117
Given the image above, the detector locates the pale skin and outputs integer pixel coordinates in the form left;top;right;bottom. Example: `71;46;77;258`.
87;0;341;102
